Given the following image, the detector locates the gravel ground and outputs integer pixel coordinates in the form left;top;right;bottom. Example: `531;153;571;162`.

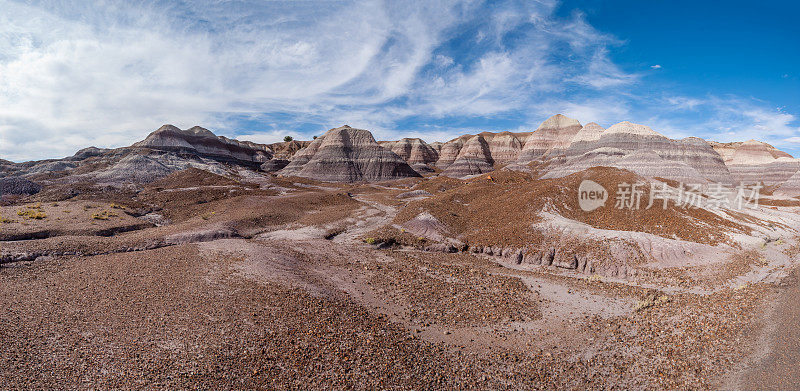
0;170;793;389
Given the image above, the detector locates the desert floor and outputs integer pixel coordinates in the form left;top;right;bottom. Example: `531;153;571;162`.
1;171;797;389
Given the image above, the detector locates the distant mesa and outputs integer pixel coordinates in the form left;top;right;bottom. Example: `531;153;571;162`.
713;139;793;165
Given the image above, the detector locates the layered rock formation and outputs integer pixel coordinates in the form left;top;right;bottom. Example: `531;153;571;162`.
269;140;311;160
727;159;800;187
435;136;469;169
710;140;799;186
380;138;439;171
441;135;495;178
278;126;421;182
711;140;793;165
260;159;290;173
561;122;605;157
431;131;528;177
774;170;800;197
135;125;272;164
516;114;583;164
4;115;797;189
481;131;529;164
94;154;174;184
541;122;734;184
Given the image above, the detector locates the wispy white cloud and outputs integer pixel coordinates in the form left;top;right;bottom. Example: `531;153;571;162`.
0;0;797;161
638;95;800;153
783;136;800;144
568;48;640;89
0;0;641;161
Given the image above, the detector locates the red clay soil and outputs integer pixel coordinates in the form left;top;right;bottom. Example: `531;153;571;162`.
393;167;748;248
151;168;242;188
0;166;785;389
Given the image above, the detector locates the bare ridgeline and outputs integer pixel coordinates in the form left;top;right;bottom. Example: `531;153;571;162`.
2;115;800;388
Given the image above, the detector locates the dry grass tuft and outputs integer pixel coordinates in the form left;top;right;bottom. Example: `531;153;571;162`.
635;293;671;311
17;204;47;220
91;210;119;220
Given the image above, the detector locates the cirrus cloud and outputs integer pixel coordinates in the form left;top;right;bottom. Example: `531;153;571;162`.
0;0;798;161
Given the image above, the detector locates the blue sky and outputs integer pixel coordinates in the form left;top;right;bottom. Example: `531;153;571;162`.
1;0;798;161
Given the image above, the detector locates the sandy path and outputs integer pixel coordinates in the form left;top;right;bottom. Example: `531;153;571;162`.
738;268;800;390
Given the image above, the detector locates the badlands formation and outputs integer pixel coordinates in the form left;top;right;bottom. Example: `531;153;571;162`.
278;125;421;182
3;115;800;388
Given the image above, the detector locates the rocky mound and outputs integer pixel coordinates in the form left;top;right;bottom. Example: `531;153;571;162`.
381;138;439;169
0;177;42;196
94;154;174;184
269;140;311;160
541;121;733;184
773;169;800;197
261;159;290;173
433;131;528;176
441;135;495;178
69;147;110;161
516;114;583;164
23;160;77;176
134;125;272;164
278;126;421;182
401;212;451;242
482;131;529;164
435;136;469;169
712;140;793;165
710;140;799;186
